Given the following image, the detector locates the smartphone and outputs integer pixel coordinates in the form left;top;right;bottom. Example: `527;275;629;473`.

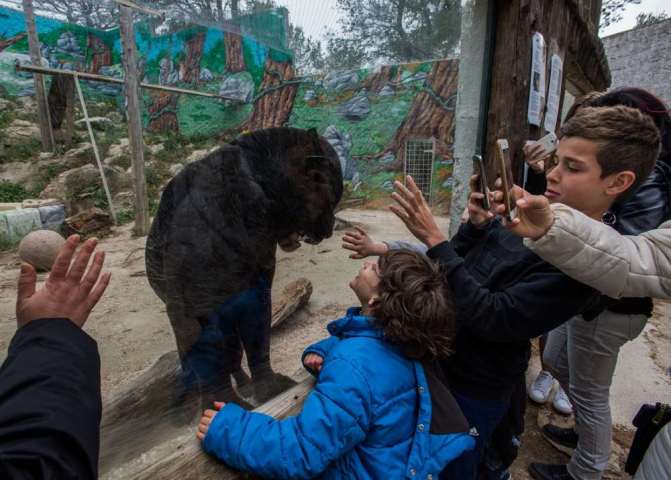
495;139;515;221
535;131;558;155
472;154;490;210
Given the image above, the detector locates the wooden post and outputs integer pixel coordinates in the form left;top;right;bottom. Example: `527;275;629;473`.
22;0;54;152
74;74;118;225
119;4;149;236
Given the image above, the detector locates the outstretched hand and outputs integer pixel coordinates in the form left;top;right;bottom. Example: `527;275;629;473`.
16;234;111;329
342;227;388;259
390;176;446;248
492;185;555;240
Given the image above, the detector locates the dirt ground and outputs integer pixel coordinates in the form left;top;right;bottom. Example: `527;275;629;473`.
1;208;670;478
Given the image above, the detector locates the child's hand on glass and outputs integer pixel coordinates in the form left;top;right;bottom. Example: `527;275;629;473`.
303;353;324;374
196;401;225;442
342;227;388;259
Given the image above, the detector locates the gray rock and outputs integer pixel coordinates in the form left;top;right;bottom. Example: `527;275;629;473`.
56;32;81;56
113;191;135;210
63;143;94;168
303;89;317;101
0;98;12;111
378;85;395;97
199;68;214;82
379;152;395;165
169;163;184;176
99;65;124;79
75;117;114;131
219;72;255;104
40;164;131;214
339;89;371;120
2;119;40;146
442;177;454;188
186;149;210;164
324;70;359;93
147;143;165;156
382;180;394;190
322;125;357;181
401;71;429;85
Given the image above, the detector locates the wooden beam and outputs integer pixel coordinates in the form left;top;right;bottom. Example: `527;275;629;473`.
73;74;118;225
119;4;149;236
22;0;54;152
14;63;241;101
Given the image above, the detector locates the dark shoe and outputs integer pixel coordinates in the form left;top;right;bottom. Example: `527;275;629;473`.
542;424;578;456
528;463;573;480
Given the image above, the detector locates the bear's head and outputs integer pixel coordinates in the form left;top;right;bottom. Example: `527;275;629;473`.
233;127;343;250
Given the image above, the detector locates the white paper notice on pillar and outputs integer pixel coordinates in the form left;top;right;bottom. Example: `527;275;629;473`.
544;54;563;132
527;32;547;127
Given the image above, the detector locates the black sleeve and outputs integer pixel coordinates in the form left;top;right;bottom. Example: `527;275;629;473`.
451;220;493;257
0;319;101;480
427;241;598;342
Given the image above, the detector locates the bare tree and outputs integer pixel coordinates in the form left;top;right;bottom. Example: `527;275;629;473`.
34;0;118;29
600;0;642;29
635;11;668;29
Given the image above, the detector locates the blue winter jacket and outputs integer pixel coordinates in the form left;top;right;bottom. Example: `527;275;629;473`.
202;307;475;479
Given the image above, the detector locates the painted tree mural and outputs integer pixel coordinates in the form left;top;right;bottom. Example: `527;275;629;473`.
246;56;298;129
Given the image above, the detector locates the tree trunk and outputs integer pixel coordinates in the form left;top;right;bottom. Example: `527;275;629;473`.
0;33;26;53
362;65;393;93
181;32;205;85
224;32;245;73
245;58;298;130
385;59;459;170
87;33;111;74
47;74;74;130
147;92;179;133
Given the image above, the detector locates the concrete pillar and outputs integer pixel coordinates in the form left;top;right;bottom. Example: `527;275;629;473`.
448;0;493;237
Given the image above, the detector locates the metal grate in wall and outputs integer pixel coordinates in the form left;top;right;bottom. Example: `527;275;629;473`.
404;138;435;202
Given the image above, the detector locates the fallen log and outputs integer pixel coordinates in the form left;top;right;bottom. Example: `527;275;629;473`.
103;374;314;479
100;278;313;474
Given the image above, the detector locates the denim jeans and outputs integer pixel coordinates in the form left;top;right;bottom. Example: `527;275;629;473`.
440;390;510;480
544;311;647;480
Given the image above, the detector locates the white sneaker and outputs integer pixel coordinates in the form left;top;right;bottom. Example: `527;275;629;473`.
529;370;554;404
552;384;573;415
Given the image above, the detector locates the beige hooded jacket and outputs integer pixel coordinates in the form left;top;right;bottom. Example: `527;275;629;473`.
524;204;671;299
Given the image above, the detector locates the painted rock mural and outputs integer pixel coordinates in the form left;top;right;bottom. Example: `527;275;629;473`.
0;5;458;211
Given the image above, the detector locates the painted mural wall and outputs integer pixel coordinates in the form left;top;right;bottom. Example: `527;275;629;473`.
0;5;458;211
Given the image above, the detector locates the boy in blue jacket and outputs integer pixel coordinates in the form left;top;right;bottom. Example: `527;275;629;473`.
196;249;475;478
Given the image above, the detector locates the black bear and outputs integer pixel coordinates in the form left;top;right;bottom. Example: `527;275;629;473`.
146;127;343;406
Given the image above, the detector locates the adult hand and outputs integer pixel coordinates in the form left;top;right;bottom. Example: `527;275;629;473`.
342;227;388;259
467;175;494;228
303;353;324;374
492;185;555;240
196;401;225;441
390;176;446;248
523;141;551;173
16;235;111;329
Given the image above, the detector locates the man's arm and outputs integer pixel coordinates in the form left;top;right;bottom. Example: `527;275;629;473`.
0;235;110;479
0;319;101;479
526;204;671;299
427;239;598;342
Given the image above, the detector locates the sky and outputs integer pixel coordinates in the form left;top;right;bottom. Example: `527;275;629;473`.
599;0;669;37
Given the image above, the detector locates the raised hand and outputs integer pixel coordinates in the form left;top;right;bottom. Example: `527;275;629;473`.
342;226;388;259
16;235;111;329
492;185;555;240
467;175;495;228
389;176;446;248
523;141;551;173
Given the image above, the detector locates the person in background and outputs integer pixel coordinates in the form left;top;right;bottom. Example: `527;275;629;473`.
0;235;111;479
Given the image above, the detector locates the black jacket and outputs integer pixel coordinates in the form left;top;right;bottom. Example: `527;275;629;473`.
0;319;101;479
427;221;599;400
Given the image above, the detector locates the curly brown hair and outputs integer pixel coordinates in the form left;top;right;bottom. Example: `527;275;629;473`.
375;249;455;360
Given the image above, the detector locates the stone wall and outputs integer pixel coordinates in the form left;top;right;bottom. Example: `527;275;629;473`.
602;19;671;103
